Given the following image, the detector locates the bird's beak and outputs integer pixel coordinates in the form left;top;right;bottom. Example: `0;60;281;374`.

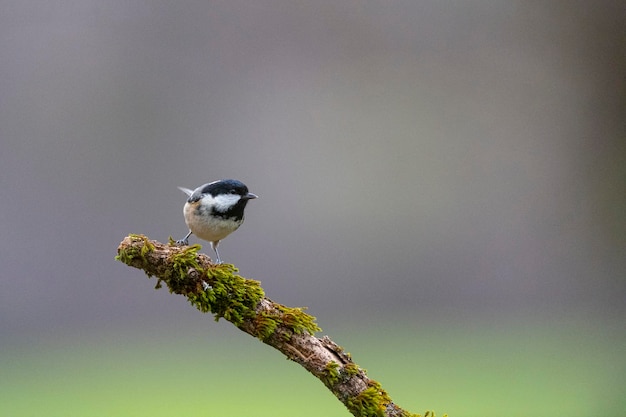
244;193;258;200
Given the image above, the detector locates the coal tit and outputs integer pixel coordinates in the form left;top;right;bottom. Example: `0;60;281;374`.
176;179;257;263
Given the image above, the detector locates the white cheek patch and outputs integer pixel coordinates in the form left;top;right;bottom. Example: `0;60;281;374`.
208;193;242;212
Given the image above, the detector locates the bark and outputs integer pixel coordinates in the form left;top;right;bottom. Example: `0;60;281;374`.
117;234;437;417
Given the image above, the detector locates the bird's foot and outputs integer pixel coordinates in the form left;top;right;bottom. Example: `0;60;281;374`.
176;231;193;246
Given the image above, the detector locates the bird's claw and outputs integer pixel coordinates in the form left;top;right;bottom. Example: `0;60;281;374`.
176;239;189;246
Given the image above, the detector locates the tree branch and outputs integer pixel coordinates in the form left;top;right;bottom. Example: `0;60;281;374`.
116;234;441;417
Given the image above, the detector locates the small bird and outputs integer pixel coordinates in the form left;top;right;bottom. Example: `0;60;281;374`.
176;179;257;263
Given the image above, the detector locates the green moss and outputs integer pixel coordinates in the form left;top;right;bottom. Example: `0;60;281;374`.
255;313;280;341
169;244;203;278
254;304;321;341
345;380;392;417
117;235;317;337
274;304;321;336
343;362;360;377
117;235;265;326
115;234;155;270
186;263;265;326
321;361;341;387
155;244;203;291
322;361;361;389
118;235;431;417
115;247;133;265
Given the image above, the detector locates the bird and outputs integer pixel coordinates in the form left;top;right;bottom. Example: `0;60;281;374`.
176;179;257;263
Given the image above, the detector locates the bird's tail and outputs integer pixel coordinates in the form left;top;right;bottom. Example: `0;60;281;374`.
177;186;193;197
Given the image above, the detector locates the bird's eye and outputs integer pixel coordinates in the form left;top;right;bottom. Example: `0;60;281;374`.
229;189;236;194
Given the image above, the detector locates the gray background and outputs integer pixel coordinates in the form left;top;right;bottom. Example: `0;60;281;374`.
1;1;624;415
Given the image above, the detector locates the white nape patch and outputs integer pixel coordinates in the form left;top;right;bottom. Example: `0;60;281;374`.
209;193;241;212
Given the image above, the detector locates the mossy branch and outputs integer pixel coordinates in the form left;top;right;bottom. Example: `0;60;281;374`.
116;234;444;417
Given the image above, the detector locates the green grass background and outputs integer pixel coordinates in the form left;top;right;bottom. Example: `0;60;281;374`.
2;315;624;417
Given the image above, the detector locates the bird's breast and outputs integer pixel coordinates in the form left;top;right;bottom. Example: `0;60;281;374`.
184;201;243;242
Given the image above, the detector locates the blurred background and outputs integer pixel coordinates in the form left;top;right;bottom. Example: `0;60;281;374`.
1;1;624;416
